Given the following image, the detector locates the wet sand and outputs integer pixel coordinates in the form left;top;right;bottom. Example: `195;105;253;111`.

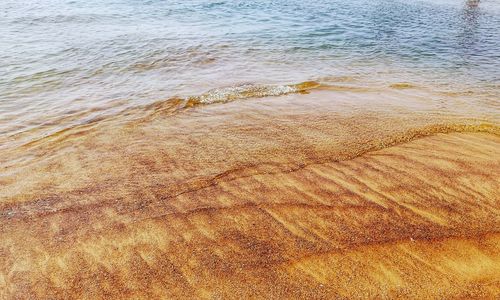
0;90;499;299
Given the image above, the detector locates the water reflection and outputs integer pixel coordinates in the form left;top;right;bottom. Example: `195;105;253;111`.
458;0;481;61
466;0;480;8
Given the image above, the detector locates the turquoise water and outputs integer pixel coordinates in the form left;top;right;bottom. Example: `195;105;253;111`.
1;0;499;138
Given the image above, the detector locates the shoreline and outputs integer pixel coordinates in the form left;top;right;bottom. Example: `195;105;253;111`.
0;89;499;298
2;0;500;297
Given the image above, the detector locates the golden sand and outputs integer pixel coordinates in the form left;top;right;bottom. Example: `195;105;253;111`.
0;90;499;299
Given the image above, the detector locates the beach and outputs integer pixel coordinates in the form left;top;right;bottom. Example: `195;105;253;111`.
1;0;500;298
1;87;499;298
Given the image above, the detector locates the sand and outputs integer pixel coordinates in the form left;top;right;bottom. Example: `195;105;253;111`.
0;90;499;299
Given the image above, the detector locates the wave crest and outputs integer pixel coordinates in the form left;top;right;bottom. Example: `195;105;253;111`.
186;81;320;106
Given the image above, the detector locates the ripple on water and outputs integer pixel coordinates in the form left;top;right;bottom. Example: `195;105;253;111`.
0;0;499;149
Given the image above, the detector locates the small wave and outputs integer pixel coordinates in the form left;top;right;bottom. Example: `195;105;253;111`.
13;14;115;24
389;83;417;89
185;81;320;106
139;81;321;118
10;81;320;149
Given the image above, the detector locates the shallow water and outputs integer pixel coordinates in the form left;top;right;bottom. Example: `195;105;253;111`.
1;0;499;147
1;2;500;297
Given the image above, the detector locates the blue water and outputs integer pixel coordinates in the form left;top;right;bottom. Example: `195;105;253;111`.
1;0;499;137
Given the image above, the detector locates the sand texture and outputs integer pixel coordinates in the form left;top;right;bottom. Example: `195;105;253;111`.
0;130;498;299
1;90;499;299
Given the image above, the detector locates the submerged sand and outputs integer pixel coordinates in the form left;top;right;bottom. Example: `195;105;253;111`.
0;89;499;299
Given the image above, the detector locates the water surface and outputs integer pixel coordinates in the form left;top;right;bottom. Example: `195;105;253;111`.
0;0;499;148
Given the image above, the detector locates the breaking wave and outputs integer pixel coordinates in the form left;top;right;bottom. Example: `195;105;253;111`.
185;81;321;106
